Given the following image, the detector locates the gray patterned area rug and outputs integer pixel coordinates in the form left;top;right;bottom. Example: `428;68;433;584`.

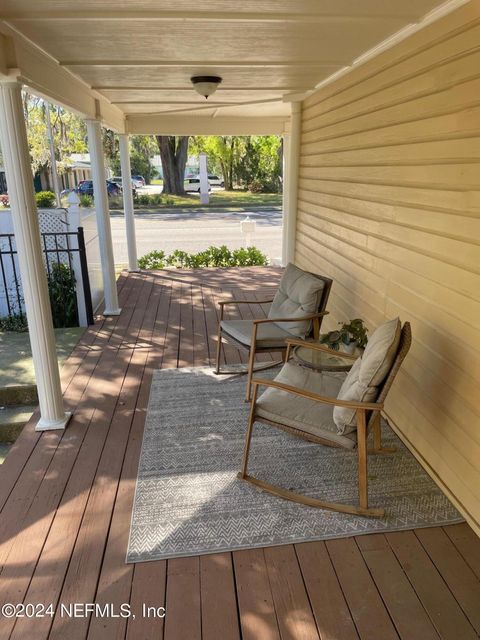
127;367;462;562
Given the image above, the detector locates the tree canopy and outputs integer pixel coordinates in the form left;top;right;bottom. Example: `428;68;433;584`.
22;92;88;176
235;136;282;192
109;135;158;183
189;135;282;192
190;136;241;190
16;99;282;195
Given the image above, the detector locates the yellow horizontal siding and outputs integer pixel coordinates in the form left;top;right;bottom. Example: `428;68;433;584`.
295;1;480;533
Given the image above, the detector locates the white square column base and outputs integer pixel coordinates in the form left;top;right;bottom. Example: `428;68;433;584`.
103;308;122;316
35;411;72;432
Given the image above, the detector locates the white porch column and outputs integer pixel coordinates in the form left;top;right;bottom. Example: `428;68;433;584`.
118;133;139;272
85;119;121;315
281;133;290;266
0;81;70;431
284;102;302;265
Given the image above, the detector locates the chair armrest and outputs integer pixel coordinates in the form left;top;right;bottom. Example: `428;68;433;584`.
252;311;329;325
218;298;274;307
251;377;383;411
285;338;359;361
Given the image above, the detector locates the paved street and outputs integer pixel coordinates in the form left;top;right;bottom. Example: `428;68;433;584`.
110;208;283;265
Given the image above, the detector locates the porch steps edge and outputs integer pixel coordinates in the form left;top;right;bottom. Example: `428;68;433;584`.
0;405;36;443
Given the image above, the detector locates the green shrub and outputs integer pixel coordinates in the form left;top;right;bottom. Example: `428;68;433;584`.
205;245;233;267
35;191;56;208
79;194;93;208
248;179;280;194
139;246;268;270
137;194;151;206
150;194;164;206
48;263;78;328
0;314;28;332
133;194;175;207
231;246;269;266
109;196;123;209
166;249;192;268
138;250;166;270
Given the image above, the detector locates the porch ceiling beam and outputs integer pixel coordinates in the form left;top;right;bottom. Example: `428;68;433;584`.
112;101;246;105
111;97;282;104
60;60;347;68
141;97;282;117
3;12;419;22
126;115;287;136
94;86;310;92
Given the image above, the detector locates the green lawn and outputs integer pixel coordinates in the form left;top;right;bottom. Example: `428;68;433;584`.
134;190;282;209
211;191;282;206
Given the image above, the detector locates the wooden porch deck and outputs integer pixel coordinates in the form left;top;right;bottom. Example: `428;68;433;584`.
0;268;479;640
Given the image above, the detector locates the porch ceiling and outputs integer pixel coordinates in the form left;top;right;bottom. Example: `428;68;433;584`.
0;0;461;133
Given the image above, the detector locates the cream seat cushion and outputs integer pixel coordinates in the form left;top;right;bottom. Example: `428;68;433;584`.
256;362;357;449
220;319;291;349
268;263;325;337
333;317;402;434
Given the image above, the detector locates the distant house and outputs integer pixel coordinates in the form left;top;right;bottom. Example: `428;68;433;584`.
0;150;94;195
61;153;93;190
150;154;200;179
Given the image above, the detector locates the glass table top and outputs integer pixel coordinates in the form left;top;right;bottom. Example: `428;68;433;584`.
293;344;357;372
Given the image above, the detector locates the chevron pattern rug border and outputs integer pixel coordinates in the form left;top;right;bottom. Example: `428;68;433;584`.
127;367;462;562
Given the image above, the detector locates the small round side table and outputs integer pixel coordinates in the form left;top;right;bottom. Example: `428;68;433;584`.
293;344;356;372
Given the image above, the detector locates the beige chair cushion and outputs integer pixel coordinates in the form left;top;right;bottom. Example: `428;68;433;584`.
268;263;325;337
256;362;357;449
359;317;402;387
333;317;401;434
221;319;291;349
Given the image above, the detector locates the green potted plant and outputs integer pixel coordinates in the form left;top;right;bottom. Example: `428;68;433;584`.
320;318;368;353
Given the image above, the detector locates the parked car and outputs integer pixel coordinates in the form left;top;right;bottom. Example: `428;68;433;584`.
208;174;224;187
76;180;94;196
184;177;211;193
111;176;136;197
131;175;146;188
76;180;122;197
106;179;122;196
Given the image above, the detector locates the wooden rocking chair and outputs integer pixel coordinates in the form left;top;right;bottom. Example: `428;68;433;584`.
215;263;332;401
238;319;412;517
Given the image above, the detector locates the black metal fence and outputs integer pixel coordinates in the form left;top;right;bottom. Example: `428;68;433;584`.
0;228;94;327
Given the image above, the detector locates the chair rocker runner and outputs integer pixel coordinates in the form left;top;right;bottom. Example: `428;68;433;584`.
215;263;333;401
238;318;412;517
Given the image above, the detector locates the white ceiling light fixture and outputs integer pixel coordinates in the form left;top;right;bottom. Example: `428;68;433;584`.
191;75;222;99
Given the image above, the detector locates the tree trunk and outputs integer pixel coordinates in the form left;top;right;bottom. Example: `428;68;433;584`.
228;137;236;190
219;159;233;191
156;136;189;195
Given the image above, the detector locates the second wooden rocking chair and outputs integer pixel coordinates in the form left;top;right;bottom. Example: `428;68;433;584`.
239;318;412;517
